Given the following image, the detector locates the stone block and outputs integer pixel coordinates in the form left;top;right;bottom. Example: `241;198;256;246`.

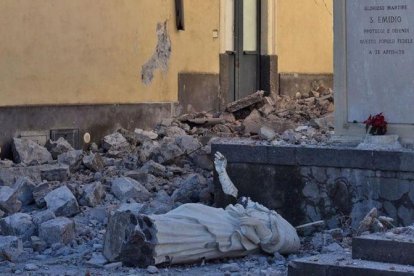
39;217;75;245
13;177;35;206
0;236;23;261
353;234;414;266
79;182;106;207
83;153;105;172
0;186;21;214
40;165;70;182
102;132;129;152
288;253;414;276
32;210;56;228
12;138;53;166
111;177;151;202
58;150;84;172
32;181;63;208
0;213;35;241
45;137;75;159
44;186;80;217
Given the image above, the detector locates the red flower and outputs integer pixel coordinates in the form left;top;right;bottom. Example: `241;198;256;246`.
364;113;387;135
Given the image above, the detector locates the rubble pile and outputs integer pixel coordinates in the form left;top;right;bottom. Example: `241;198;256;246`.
176;89;334;146
0;90;335;274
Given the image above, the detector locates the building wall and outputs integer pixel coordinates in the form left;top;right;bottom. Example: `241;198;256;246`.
277;0;333;74
0;0;220;106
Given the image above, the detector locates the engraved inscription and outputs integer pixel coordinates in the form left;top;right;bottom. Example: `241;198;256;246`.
346;0;414;124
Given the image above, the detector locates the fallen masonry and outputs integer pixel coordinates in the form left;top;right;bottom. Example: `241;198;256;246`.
0;89;412;274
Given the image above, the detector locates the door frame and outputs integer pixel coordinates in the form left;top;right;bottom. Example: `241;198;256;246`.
234;0;262;100
219;0;279;108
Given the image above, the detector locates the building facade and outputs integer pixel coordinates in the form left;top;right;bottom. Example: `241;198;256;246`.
0;0;333;157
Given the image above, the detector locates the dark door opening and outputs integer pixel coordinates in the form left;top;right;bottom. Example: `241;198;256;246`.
234;0;261;100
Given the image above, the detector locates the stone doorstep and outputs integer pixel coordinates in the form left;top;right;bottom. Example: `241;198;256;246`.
288;253;414;276
353;234;414;266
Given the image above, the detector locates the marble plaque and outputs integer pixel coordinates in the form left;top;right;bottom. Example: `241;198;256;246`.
347;0;414;124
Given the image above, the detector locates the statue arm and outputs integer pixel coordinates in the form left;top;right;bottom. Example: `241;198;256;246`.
214;152;238;198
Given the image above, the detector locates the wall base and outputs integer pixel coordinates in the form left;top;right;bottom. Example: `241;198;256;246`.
0;103;173;159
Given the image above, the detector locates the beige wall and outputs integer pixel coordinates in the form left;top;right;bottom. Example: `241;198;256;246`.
277;0;333;74
0;0;220;106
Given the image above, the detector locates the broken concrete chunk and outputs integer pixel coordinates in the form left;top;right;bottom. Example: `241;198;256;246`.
39;217;75;245
116;203;145;217
164;126;187;138
40;165;70;182
44;186;80;217
0;236;23;261
0;213;36;241
0;186;21;214
171;174;208;204
139;160;167;177
310;114;334;130
175;135;202;154
226;90;265;113
155;139;184;164
13;177;35;206
30;236;47;252
83;153;105;172
102;133;130;152
138;140;161;163
79;182;106;207
259;126;277;141
45;137;75;160
58;150;84;172
141;190;174;215
12;138;53;166
242;110;263;134
33;181;62;208
103;204;143;262
110;177;151;202
135;129;159;140
32;210;56;228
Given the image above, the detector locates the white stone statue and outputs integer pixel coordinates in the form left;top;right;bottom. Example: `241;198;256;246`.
103;152;301;267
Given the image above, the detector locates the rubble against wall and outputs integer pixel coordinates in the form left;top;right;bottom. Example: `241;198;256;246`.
0;89;336;274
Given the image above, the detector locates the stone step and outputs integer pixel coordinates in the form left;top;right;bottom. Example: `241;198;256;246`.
288;253;414;276
353;233;414;266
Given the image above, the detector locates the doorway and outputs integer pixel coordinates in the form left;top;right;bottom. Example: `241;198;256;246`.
234;0;261;100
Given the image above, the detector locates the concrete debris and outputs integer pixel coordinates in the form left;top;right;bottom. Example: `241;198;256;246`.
58;150;84;172
135;128;159;140
0;89;341;273
0;236;23;261
79;182;106;207
0;213;36;240
45;137;75;160
82;153;104;172
102;132;130;152
0;186;21;214
13;177;35;206
39;217;75;245
12;138;53;165
33;181;63;208
44;186;80;217
357;208;394;235
32;210;56;228
259;126;277;141
110;177;151;202
40;165;70;182
226;90;265;112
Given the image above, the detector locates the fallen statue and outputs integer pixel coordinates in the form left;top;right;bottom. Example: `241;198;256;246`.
103;152;300;267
